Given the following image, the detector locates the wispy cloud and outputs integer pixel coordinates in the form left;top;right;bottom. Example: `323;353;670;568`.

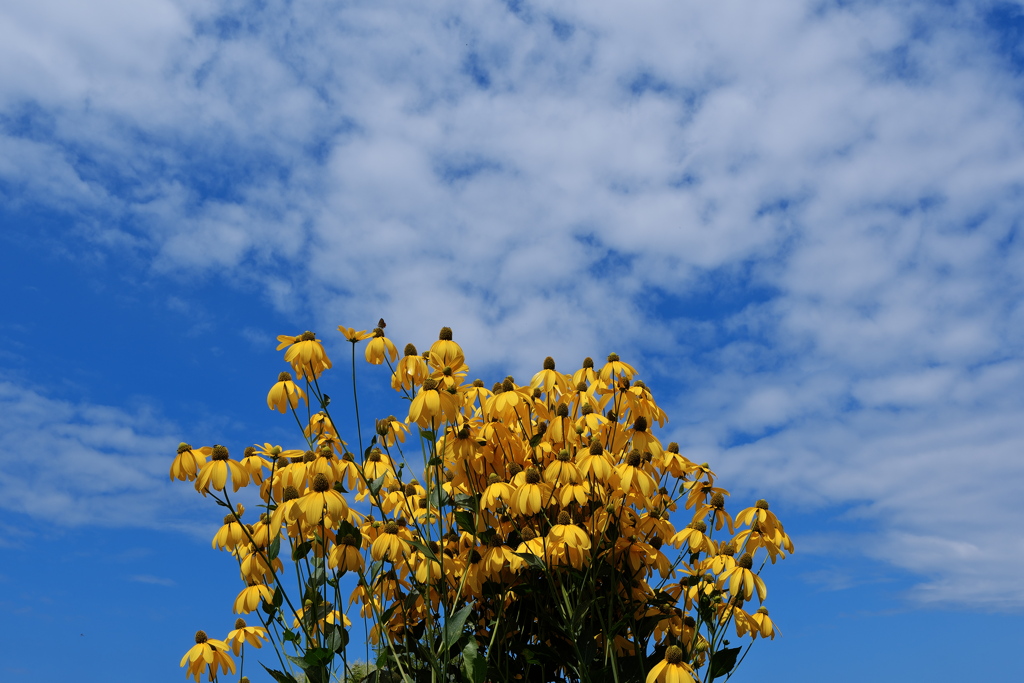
128;574;176;587
0;381;204;531
2;0;1023;609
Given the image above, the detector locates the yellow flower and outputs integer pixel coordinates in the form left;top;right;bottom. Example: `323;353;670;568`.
408;378;460;428
375;415;409;448
669;521;714;555
270;485;302;530
370;520;410;561
575;405;609;436
338;325;372;342
510;532;545;572
295;473;350;525
428;326;464;368
362;449;398;487
614;450;658;498
718;553;767;602
481;476;514;511
748;606;778;639
732;523;790;563
225;618;268;655
646;645;696;683
292;606;351;634
684;479;727;511
634;510;675;542
233;583;275;614
211;509;248;551
180;630;234;683
571;357;598;387
543;450;582;485
599;352;637;383
483;378;532;423
267;371;306;413
239;544;281;584
547;512;592;569
238;446;271;484
277;331;332;380
392;343;428;391
530;357;570;397
170;443;207;481
576;440;614;482
328;534;365;574
734;499;783;537
334;452;361;490
194;445;249;494
428;354;469;391
365;327;399;364
701;543;737;575
557;481;592;507
509;468;551;516
659;443;696;479
304;412;338;440
461;379;493;411
627;416;663;460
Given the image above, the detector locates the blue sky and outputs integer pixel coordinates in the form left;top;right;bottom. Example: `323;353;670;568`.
2;0;1024;681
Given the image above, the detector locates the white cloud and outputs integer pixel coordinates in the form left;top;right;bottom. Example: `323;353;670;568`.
129;574;177;586
0;381;205;531
3;0;1023;608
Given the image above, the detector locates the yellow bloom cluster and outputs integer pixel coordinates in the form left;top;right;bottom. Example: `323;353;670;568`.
174;324;792;683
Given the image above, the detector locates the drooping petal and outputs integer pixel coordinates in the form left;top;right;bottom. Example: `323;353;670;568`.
211;462;227;491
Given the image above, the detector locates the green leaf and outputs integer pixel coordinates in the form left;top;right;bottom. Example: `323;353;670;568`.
710;646;742;679
337;519;363;544
292;540;313;561
272;585;284;608
528;433;544;448
513;551;546;571
304;648;335;667
428;486;452;508
261;664;300;683
368;474;387;497
306;666;328;683
325;625;347;653
427;456;443;467
283;628;300;643
453;493;477;510
454;510;476;534
300;601;330;628
419;429;437;442
370;559;384;578
285;648;334;682
407;538;439;562
442;603;474;651
378;603;397;624
268;536;281;561
307;564;327;587
462;638;486;683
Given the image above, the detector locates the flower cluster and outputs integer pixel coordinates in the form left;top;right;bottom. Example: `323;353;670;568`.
173;325;792;683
